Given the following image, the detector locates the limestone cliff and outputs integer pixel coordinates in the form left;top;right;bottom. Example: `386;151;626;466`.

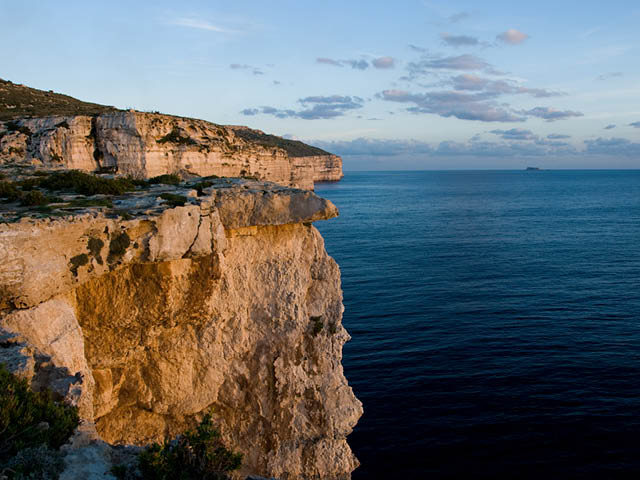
0;112;342;190
0;179;361;479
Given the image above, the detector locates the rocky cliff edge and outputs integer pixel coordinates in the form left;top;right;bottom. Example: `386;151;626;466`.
0;175;361;479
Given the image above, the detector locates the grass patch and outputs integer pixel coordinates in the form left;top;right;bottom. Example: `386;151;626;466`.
159;193;187;207
66;197;113;208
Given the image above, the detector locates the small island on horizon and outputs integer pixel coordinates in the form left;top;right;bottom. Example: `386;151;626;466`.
526;166;542;171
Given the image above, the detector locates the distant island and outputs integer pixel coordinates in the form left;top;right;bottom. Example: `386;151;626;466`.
526;166;541;171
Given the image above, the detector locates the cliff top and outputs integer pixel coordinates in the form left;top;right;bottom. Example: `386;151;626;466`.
0;167;338;226
0;79;330;158
0;79;118;121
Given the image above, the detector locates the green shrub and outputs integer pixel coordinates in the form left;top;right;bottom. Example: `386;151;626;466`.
310;316;323;336
159;193;187;207
39;170;136;196
109;232;130;258
137;413;242;480
193;181;214;196
20;190;57;207
0;364;79;464
148;174;181;186
156;128;197;146
1;445;65;480
0;181;22;202
5;121;32;137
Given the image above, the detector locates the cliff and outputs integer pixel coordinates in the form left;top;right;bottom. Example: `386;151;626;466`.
0;80;343;190
0;175;361;479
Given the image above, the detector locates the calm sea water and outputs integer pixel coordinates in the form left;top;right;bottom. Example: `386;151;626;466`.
314;171;640;479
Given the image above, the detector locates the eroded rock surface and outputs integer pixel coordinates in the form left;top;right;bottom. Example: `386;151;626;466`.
0;181;361;480
0;113;343;190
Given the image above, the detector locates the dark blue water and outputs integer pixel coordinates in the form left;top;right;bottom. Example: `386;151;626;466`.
315;171;640;479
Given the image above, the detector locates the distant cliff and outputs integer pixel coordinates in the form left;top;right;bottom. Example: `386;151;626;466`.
0;174;361;479
0;79;343;190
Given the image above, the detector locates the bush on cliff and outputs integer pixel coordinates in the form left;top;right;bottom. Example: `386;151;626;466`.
39;170;136;196
112;413;242;480
0;364;79;477
138;413;242;480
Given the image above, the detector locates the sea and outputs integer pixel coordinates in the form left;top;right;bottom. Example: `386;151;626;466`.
314;170;640;479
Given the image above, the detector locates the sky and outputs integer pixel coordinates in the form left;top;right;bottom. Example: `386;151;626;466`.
1;0;639;170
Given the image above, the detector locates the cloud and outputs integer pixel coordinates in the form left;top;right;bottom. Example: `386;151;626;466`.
230;64;264;75
451;74;563;97
497;29;529;45
241;95;364;120
311;133;579;159
585;137;640;155
408;44;428;53
169;18;235;33
630;121;640;128
449;12;470;23
344;59;369;70
313;138;434;156
372;57;396;69
273;80;281;85
379;89;525;122
440;33;480;47
604;124;616;130
520;106;584;121
597;72;623;81
316;57;369;69
490;128;536;140
547;133;571;139
316;57;343;67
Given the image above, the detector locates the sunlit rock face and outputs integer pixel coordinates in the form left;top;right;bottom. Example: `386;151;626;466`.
0;180;361;480
0;112;343;190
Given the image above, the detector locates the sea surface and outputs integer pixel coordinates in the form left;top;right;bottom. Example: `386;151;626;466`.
314;170;640;479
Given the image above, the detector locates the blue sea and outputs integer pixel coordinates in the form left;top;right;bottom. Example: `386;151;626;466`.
314;171;640;479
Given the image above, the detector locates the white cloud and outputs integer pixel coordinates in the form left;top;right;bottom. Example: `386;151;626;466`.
496;29;529;45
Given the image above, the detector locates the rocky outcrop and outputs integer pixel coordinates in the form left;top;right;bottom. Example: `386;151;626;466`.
0;112;343;190
0;180;361;479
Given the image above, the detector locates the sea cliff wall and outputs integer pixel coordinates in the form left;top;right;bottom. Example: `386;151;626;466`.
0;179;361;479
0;112;343;190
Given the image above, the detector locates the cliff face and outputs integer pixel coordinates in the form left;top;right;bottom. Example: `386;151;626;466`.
0;112;343;190
0;180;361;479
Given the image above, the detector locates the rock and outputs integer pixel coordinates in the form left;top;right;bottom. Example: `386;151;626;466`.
1;112;343;190
0;180;361;480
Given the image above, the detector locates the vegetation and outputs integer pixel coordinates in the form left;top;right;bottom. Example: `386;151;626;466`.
0;78;117;121
148;174;181;186
0;364;79;469
5;121;32;137
109;232;130;258
311;316;324;336
1;445;65;480
156;128;197;146
39;170;136;196
159;193;187;207
231;127;330;157
111;413;242;480
20;190;60;207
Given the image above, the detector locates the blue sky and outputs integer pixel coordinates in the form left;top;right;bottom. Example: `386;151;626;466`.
1;0;639;169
